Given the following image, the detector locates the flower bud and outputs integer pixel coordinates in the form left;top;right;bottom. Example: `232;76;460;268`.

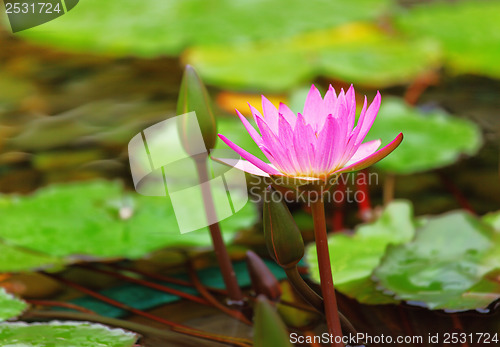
263;186;304;269
253;295;293;347
246;250;281;301
177;65;217;151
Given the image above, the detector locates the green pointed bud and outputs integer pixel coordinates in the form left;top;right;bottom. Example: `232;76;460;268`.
254;295;293;347
177;65;217;151
263;186;304;269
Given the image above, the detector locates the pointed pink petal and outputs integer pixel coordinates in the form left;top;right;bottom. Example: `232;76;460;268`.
339;96;367;165
261;96;279;134
277;115;301;172
248;103;264;130
212;157;271;177
323;85;337;114
344;139;381;166
236;109;263;147
278;102;297;128
345;84;356;131
256;117;294;173
218;134;282;175
355;91;381;146
293;113;316;174
334;133;403;174
302;85;324;128
313;115;336;172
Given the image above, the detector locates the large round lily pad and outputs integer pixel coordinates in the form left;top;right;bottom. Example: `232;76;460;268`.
366;98;482;174
19;0;391;57
374;211;500;312
306;201;417;304
0;321;138;347
395;1;500;78
186;25;440;91
0;288;28;322
0;180;257;272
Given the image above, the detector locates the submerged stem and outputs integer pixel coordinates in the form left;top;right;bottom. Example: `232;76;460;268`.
195;158;243;302
310;198;344;347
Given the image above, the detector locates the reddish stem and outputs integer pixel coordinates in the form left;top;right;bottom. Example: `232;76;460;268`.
25;299;96;314
44;273;252;347
195;159;243;302
310;199;344;347
332;179;346;232
79;264;209;306
438;172;476;213
356;170;373;222
186;262;251;325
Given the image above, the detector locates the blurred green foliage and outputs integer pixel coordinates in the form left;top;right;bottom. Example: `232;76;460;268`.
0;181;257;272
307;202;500;311
365;98;483;174
0;288;27;322
0;322;138;346
19;0;391;56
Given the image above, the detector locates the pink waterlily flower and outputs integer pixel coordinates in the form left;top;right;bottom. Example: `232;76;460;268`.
218;85;403;183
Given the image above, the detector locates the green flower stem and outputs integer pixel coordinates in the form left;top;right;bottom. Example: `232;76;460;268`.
195;158;243;303
284;266;323;312
310;198;344;347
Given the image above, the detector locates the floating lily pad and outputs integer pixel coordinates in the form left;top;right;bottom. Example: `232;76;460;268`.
0;288;28;322
186;24;440;91
483;211;500;232
0;243;63;273
374;211;500;311
0;180;257;271
306;201;417;304
19;0;391;56
0;321;138;346
365;98;482;174
395;1;500;78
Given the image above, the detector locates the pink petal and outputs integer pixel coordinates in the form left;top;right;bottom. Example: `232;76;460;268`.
293;113;316;174
339;96;367;164
248;103;265;130
345;84;356;131
212;157;271;177
236;109;263;147
334;133;403;174
344;139;381;166
323;85;338;114
355;91;381;146
261;96;279;134
256;117;294;173
218;134;282;175
278;102;297;128
313;115;336;172
302;85;324;128
278;115;300;171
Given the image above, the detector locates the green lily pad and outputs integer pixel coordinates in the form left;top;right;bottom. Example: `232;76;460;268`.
186;25;440;91
0;243;63;273
0;180;257;271
0;321;138;346
365;98;482;174
374;211;500;311
306;201;417;304
0;288;28;322
483;211;500;232
395;1;500;78
19;0;391;57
